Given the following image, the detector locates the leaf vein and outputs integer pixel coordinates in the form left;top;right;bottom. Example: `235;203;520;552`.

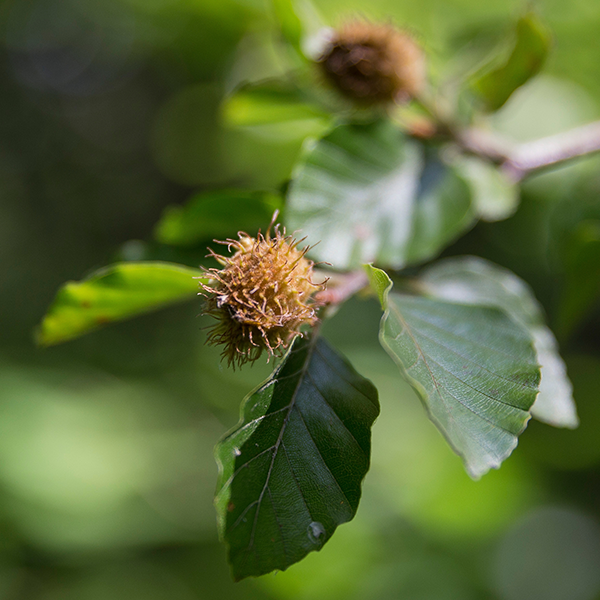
314;345;377;408
294;402;353;507
281;440;313;519
266;486;289;564
244;336;318;557
415;352;527;432
404;316;537;395
397;304;532;365
304;371;367;459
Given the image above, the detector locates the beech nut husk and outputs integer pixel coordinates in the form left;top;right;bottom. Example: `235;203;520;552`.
200;223;324;368
318;20;426;106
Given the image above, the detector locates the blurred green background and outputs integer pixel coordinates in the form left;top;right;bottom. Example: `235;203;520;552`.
2;0;600;598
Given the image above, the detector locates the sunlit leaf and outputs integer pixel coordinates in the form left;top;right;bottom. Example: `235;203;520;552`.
154;189;282;247
366;265;540;479
37;262;204;346
472;13;551;112
272;0;304;55
271;0;328;61
222;80;331;136
456;156;520;221
287;120;474;270
215;335;379;580
420;256;578;428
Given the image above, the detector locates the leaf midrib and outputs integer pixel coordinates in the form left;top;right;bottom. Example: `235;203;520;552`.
400;302;534;366
243;336;319;557
385;302;459;435
402;319;537;400
385;301;511;459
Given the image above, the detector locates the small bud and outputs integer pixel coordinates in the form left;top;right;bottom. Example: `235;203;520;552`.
318;20;425;106
200;221;323;368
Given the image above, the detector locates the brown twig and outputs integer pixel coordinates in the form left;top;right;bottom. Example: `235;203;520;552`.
315;269;369;305
503;120;600;180
456;128;515;163
457;120;600;181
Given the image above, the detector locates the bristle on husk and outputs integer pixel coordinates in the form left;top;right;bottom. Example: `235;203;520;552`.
200;224;324;368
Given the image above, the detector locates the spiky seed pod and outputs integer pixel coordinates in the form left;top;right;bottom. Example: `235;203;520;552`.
318;20;426;106
200;225;323;368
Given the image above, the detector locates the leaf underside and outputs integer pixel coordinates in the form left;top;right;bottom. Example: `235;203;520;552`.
36;262;204;346
368;266;540;479
419;256;578;428
215;336;379;580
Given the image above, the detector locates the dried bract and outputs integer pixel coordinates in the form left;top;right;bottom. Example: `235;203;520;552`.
318;20;425;106
200;225;323;368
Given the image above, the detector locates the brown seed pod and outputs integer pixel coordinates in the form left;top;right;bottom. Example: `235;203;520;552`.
199;221;324;368
318;20;426;106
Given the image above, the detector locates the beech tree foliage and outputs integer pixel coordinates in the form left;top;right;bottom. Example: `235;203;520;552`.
38;3;595;581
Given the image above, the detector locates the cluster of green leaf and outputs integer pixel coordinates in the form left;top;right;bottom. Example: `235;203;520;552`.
37;3;583;581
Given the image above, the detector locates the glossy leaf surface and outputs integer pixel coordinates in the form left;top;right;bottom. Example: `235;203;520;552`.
215;335;379;580
420;256;578;428
287;121;474;270
367;265;540;479
37;262;204;346
155;189;282;247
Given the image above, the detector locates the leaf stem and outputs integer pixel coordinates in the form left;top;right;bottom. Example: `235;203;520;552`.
315;270;369;306
503;120;600;180
458;120;600;180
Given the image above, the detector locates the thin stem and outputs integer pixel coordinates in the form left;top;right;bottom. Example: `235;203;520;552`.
315;270;369;306
503;120;600;180
457;120;600;181
456;128;515;163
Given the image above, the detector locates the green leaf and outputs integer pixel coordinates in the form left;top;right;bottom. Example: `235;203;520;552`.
270;0;328;61
116;239;209;269
272;0;304;55
556;220;600;340
287;121;474;270
472;13;551;112
366;265;540;479
154;189;282;247
420;257;578;429
215;335;379;580
222;80;331;136
455;156;520;221
36;262;204;346
364;263;391;308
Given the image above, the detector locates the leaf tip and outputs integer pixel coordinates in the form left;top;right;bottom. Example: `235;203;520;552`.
364;264;392;309
565;416;580;430
532;406;580;430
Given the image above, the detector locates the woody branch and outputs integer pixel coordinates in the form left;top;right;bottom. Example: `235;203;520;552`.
459;120;600;181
